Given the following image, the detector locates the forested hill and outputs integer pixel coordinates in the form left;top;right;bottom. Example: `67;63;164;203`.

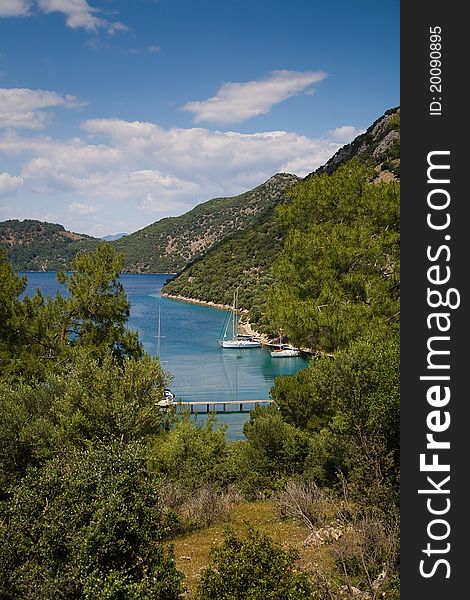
1;174;298;273
162;107;400;338
0;220;99;272
114;173;299;273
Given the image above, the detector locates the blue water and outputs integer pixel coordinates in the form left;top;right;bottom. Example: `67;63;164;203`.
21;272;309;440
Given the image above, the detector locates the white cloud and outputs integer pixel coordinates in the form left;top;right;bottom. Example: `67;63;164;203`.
0;115;359;235
0;0;31;17
68;201;102;214
0;171;24;196
36;0;127;32
82;118;339;180
0;0;128;32
0;88;85;130
182;70;327;125
19;139;124;192
328;125;365;143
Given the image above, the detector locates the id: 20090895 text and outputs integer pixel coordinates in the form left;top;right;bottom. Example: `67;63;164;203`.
429;26;443;116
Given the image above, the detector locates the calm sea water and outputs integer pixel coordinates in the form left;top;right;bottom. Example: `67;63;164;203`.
21;272;308;441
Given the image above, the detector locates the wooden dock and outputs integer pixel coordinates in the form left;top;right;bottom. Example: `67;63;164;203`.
178;399;274;414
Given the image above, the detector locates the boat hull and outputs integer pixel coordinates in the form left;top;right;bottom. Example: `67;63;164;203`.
270;349;300;357
220;339;261;348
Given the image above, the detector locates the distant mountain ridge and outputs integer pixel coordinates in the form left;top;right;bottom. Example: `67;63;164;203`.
102;233;128;241
0;174;299;273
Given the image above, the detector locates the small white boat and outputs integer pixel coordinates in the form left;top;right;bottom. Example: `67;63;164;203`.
221;337;261;348
270;344;300;357
218;287;261;348
270;329;300;357
156;388;176;408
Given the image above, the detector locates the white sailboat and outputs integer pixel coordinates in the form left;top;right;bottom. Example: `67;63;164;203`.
218;287;261;348
270;329;300;357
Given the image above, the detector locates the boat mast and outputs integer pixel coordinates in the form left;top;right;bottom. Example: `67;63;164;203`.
233;286;240;339
157;306;161;356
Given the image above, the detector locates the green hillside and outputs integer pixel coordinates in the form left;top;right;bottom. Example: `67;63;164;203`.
1;174;298;274
162;213;284;333
114;173;299;273
162;108;400;340
1;109;399;282
0;220;99;272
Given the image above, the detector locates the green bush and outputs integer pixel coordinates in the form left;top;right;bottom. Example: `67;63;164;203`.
273;332;400;509
0;350;173;490
148;414;230;491
0;442;184;599
196;529;313;599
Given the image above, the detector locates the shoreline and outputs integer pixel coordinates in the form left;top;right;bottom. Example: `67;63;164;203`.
161;293;323;357
161;292;273;345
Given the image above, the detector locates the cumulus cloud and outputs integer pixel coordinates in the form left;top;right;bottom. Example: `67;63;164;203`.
36;0;128;32
182;70;327;125
0;0;127;33
82;118;339;181
328;125;365;143
0;115;359;234
0;0;31;17
0;88;85;130
0;171;24;196
19;139;124;192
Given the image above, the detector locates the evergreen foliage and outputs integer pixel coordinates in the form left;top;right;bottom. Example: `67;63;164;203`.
196;529;313;599
0;350;171;491
272;332;400;509
0;244;142;381
148;414;230;491
0;219;98;272
268;160;399;351
57;243;143;360
0;442;184;599
162;216;284;333
0;108;401;597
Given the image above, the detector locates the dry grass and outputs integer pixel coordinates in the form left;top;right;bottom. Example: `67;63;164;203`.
169;499;332;599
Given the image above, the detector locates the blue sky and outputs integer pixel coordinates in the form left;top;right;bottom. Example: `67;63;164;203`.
0;0;399;236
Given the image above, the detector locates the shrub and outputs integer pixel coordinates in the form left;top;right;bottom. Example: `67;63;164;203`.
148;414;230;490
0;441;184;599
274;480;330;530
0;350;173;490
195;528;313;599
331;513;400;599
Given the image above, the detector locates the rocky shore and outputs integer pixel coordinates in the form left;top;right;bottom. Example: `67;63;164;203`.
160;292;320;356
161;292;272;345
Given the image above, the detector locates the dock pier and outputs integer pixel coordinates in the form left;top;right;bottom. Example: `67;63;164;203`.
178;399;274;414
